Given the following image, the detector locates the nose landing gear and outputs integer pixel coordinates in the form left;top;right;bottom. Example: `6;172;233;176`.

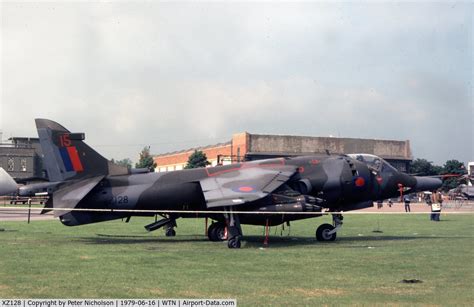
316;214;343;242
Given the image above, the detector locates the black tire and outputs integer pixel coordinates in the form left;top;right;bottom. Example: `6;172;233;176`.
208;222;226;242
214;225;226;241
227;237;241;249
316;223;337;242
165;228;176;237
208;225;219;241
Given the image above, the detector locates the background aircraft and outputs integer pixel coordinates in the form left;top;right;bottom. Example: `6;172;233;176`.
0;167;17;195
449;183;474;200
0;119;442;248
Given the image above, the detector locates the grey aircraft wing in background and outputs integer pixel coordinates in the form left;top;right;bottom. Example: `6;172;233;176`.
0;167;17;196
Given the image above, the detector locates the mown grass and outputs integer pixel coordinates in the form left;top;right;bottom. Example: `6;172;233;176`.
0;214;472;306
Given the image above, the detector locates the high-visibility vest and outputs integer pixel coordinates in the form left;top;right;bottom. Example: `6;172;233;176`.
432;203;441;211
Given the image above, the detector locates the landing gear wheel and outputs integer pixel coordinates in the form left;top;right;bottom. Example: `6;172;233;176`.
227;237;241;249
208;222;226;242
165;228;176;237
224;206;243;249
316;223;337;242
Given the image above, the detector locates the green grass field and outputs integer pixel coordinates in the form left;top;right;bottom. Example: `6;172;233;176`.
0;214;472;306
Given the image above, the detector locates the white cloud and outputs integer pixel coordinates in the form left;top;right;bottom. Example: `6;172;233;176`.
1;1;472;164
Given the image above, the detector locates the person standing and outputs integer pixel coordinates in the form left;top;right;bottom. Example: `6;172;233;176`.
377;200;383;209
431;190;443;221
403;194;411;212
425;192;434;221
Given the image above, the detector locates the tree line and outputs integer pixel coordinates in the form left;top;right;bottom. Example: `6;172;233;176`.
111;148;209;172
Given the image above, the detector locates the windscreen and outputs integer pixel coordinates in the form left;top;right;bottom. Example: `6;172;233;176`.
348;154;397;173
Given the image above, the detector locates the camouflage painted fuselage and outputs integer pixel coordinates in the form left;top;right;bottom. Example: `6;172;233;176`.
60;154;434;226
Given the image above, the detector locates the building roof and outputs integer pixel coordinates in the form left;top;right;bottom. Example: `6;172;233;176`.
8;137;40;141
153;132;412;160
154;141;232;157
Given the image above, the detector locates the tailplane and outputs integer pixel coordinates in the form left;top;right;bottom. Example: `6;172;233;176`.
35;119;128;181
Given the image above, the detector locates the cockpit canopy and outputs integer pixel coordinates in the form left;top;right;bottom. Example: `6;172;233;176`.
348;154;398;173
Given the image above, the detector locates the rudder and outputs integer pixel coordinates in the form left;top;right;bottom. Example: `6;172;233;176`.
35;119;128;181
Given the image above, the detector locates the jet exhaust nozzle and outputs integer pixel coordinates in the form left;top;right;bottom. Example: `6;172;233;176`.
414;176;442;192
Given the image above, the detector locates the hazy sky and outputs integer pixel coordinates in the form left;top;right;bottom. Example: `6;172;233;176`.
1;1;472;165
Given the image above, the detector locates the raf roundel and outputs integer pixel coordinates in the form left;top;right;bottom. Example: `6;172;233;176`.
354;177;366;187
237;186;254;193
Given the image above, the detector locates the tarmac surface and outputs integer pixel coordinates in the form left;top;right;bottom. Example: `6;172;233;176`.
0;207;54;222
0;201;472;222
360;200;473;213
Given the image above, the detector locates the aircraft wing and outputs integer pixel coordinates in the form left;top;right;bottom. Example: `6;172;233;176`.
200;165;297;208
51;175;104;217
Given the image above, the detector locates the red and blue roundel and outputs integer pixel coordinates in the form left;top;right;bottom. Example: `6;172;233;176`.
233;186;255;193
354;177;366;187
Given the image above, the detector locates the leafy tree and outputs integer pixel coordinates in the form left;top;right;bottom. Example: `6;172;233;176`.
409;158;442;176
441;160;466;191
443;160;466;174
111;158;133;169
184;150;210;169
135;146;157;172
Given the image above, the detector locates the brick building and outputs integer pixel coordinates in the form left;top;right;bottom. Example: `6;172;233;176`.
0;137;44;179
154;132;412;172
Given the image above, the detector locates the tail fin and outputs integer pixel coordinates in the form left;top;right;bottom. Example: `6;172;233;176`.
35;119;128;181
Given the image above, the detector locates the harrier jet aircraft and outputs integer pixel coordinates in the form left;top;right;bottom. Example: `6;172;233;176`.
0;119;442;248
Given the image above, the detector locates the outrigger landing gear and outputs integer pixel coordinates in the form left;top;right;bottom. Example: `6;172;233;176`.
316;214;343;242
224;207;242;249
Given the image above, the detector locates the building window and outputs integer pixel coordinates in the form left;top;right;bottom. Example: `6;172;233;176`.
7;158;14;171
20;158;27;172
237;147;241;162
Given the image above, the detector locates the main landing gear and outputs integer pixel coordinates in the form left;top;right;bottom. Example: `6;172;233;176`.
316;214;343;242
207;221;227;242
165;227;176;237
207;212;343;248
207;207;243;248
224;207;242;249
164;219;177;237
144;215;177;237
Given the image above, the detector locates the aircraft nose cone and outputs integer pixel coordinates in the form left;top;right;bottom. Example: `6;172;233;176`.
414;176;442;192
